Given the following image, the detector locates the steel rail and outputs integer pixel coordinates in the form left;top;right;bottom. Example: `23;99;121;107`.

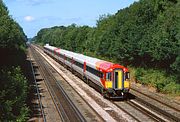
113;102;141;122
30;45;86;122
131;88;180;112
29;50;46;122
126;100;167;122
37;45;105;122
131;88;180;122
30;46;68;122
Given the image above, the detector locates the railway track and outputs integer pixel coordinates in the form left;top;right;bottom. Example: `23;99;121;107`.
126;100;165;121
130;88;180;122
131;85;180;109
30;46;86;122
114;99;171;122
28;55;46;122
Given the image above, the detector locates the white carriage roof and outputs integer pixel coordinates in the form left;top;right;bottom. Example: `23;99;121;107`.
44;45;111;66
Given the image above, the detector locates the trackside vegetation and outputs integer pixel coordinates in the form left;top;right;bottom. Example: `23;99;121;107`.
33;0;180;95
0;1;29;121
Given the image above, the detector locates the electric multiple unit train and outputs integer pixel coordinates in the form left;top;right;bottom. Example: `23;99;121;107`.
44;44;130;98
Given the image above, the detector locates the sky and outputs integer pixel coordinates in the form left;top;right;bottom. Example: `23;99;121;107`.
3;0;138;38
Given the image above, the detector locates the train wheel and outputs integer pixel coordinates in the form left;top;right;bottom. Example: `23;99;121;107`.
101;88;107;98
71;69;74;74
124;92;129;99
86;78;89;85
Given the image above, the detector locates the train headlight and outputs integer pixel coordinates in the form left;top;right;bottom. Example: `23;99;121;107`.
124;80;130;88
105;81;112;88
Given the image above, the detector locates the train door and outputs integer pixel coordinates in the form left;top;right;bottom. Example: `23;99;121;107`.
114;70;123;90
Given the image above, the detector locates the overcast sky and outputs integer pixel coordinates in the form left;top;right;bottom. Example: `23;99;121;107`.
3;0;138;38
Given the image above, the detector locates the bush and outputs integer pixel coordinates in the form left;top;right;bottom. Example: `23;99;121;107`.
133;67;179;94
163;82;180;94
0;67;29;121
134;68;145;83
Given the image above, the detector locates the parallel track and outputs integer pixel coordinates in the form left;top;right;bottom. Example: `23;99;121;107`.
131;88;180;112
113;102;141;122
30;46;86;122
113;86;180;122
126;100;167;122
130;88;180;122
114;100;168;122
29;55;46;122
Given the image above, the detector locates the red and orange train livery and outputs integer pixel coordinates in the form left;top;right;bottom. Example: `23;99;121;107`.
44;44;130;98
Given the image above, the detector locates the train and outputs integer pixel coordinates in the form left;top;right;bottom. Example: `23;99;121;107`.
44;44;130;98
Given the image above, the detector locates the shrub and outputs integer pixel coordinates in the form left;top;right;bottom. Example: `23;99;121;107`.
0;67;29;121
133;67;179;94
163;82;180;95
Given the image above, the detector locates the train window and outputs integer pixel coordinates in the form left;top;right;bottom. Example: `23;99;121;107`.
86;66;103;78
66;57;69;61
99;72;103;78
75;61;83;69
106;72;111;81
66;57;72;62
59;54;64;58
125;72;130;79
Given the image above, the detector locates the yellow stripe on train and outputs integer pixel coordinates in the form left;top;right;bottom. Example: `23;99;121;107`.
118;70;122;89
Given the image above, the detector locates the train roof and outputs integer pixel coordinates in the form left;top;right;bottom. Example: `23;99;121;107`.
44;45;128;72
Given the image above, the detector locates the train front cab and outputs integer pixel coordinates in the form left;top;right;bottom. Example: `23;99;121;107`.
104;68;130;99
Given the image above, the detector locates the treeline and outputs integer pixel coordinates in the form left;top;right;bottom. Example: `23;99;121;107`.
0;1;29;121
33;0;180;94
